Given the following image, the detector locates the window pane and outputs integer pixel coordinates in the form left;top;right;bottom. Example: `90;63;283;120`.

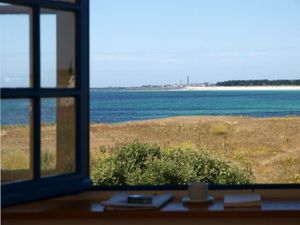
0;4;32;88
41;97;76;176
41;9;76;88
1;99;33;183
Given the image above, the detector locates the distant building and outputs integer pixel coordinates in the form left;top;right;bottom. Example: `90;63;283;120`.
187;76;190;86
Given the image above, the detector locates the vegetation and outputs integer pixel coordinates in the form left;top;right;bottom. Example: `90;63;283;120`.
90;116;300;183
2;116;300;184
216;79;300;86
90;143;253;185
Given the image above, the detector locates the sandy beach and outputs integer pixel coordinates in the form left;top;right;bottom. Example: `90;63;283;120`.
182;86;300;91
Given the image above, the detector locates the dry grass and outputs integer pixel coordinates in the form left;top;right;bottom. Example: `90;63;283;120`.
2;116;300;183
89;116;300;183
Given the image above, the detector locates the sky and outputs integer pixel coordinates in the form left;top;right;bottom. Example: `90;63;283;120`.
90;0;300;87
1;0;300;87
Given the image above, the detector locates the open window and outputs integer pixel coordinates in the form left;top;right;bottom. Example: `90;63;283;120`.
1;0;90;207
1;0;300;209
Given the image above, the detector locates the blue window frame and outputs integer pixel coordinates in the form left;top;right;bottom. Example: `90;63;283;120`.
1;0;91;207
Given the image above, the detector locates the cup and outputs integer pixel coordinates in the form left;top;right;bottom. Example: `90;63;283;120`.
188;182;209;200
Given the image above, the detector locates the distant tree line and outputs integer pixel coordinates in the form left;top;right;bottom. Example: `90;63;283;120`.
216;79;300;86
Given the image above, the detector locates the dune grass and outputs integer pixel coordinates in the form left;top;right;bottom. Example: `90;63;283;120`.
90;116;300;183
1;116;300;183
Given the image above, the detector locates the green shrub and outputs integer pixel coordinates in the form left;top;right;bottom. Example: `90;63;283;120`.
114;142;161;173
90;143;253;185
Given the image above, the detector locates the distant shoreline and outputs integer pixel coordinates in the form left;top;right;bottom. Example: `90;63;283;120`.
181;86;300;91
91;85;300;91
89;115;300;125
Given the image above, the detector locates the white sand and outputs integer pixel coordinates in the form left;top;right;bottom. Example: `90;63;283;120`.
181;86;300;91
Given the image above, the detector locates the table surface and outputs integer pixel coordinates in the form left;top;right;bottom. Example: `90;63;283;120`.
3;191;300;219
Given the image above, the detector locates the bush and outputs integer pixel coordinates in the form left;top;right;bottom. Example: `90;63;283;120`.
90;143;253;185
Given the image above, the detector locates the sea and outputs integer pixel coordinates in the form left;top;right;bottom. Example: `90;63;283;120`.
1;89;300;125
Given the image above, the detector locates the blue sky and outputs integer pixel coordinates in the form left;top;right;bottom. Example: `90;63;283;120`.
90;0;300;87
1;0;300;87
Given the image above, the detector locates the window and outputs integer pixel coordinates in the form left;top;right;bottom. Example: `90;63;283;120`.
1;0;90;207
1;0;300;208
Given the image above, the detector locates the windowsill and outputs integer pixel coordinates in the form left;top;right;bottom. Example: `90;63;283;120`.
2;189;300;220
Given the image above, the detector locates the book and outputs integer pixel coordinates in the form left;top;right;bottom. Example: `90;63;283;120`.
101;192;173;210
224;194;262;208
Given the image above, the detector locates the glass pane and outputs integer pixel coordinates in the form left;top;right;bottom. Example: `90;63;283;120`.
0;4;32;87
41;97;76;177
1;99;33;183
41;9;76;88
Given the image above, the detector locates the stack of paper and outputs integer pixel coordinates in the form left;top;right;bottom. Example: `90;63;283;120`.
101;192;173;210
224;194;262;208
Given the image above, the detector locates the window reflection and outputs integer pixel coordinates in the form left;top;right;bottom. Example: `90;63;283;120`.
41;97;76;177
41;9;76;88
0;4;32;88
1;99;33;183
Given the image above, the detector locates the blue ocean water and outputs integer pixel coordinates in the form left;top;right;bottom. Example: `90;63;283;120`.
1;90;300;125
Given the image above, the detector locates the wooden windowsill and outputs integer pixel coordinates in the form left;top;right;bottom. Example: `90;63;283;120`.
2;190;300;220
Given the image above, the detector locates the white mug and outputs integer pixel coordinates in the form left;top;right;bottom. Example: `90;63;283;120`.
188;182;209;200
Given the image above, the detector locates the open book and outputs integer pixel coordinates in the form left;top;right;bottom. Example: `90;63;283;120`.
101;192;173;210
224;194;262;208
